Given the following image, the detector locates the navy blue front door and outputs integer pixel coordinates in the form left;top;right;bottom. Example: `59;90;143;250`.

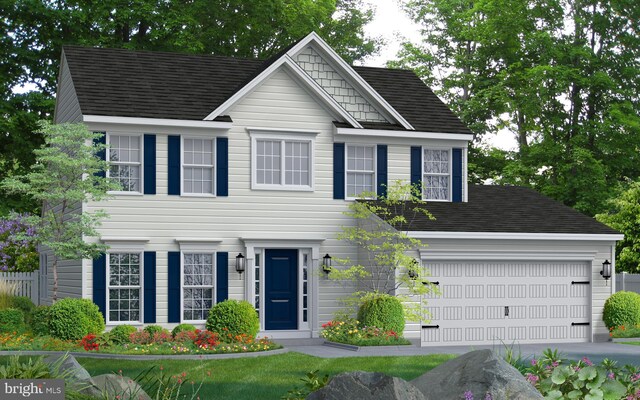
265;249;298;330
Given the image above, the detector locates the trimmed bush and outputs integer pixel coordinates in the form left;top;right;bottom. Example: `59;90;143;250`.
48;298;105;340
109;324;137;344
172;323;197;337
10;296;35;323
0;308;25;333
143;325;170;337
30;305;51;336
357;293;405;335
603;291;640;329
206;300;260;339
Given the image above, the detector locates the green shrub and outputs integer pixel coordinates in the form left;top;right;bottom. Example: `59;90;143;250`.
603;291;640;329
0;308;25;333
172;323;197;337
10;296;35;323
48;298;105;340
206;300;259;339
109;324;138;344
357;293;405;335
30;305;51;336
143;325;169;337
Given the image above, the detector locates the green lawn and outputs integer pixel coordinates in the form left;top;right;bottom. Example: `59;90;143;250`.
75;352;455;399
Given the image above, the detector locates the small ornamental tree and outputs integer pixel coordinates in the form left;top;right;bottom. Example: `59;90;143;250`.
0;214;38;272
1;121;119;301
330;180;437;322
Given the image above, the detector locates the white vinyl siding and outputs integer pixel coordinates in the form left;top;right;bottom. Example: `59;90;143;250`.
108;135;142;193
423;148;450;201
346;144;375;199
182;253;215;322
182;138;215;195
107;253;142;323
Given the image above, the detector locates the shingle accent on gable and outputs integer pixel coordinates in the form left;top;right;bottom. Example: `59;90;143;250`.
294;46;389;123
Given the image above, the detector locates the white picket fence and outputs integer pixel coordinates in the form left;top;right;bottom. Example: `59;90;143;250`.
616;272;640;294
0;271;39;304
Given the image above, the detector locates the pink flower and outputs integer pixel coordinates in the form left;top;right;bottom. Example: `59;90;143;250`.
608;372;615;379
531;359;537;366
582;357;594;366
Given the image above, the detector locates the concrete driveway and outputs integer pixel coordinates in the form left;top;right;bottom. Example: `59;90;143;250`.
278;339;640;365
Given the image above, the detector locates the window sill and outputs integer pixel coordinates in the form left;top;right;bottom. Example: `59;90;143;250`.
251;185;314;192
106;321;144;326
423;198;451;202
108;191;144;196
180;193;217;198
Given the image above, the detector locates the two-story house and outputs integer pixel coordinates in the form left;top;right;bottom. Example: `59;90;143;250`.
45;32;621;346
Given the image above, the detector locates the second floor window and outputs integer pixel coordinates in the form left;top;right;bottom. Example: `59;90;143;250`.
183;138;215;195
346;144;375;198
253;137;313;190
109;135;141;192
423;148;450;201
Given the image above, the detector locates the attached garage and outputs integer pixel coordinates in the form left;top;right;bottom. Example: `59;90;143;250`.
420;260;591;346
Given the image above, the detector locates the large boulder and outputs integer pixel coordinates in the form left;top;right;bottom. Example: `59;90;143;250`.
411;349;543;400
307;371;425;400
44;354;92;382
91;374;152;400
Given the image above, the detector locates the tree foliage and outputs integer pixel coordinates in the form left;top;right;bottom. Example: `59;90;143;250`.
330;181;437;322
0;0;379;214
1;121;118;300
596;181;640;273
395;0;640;216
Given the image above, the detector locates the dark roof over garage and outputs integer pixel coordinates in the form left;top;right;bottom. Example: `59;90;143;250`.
61;46;472;134
373;185;620;235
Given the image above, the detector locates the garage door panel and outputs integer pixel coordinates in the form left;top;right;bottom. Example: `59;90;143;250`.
421;261;591;346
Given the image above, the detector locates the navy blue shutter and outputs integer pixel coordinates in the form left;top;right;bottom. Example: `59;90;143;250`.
410;146;422;193
167;251;181;322
216;137;228;196
168;135;181;195
376;145;388;198
216;252;228;303
143;252;156;323
452;148;463;202
92;254;106;321
143;134;156;195
333;143;345;199
94;132;106;178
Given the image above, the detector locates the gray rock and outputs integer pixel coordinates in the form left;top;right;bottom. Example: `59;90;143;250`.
411;349;543;400
307;371;425;400
90;374;152;400
43;354;92;382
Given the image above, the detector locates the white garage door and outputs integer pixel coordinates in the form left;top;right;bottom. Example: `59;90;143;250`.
420;261;591;346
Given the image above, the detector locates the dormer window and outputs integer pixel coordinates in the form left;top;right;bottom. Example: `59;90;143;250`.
423;148;451;201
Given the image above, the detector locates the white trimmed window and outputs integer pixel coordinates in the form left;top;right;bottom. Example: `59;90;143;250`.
423;148;450;201
346;144;375;198
251;133;314;191
108;135;142;192
183;138;215;195
107;253;142;323
182;253;215;322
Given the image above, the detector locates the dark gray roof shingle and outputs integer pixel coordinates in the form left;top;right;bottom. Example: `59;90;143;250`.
373;185;619;235
62;46;472;134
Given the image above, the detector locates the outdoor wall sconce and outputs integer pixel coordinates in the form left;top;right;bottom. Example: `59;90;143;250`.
601;259;612;283
408;259;419;280
322;254;332;274
235;253;246;275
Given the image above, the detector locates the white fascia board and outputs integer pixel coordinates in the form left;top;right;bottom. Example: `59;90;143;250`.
335;127;473;142
83;115;233;129
409;231;624;241
418;249;600;261
203;55;362;128
287;32;414;130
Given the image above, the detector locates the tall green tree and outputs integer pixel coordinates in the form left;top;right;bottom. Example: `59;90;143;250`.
1;122;118;301
0;0;379;214
395;0;640;216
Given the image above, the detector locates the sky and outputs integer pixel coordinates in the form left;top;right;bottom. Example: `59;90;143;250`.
362;0;519;151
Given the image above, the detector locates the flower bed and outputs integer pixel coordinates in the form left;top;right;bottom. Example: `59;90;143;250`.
0;330;280;355
320;319;410;346
610;324;640;339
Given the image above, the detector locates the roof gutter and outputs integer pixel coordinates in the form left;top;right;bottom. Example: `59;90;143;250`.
408;231;624;241
335;127;473;141
83;115;234;129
